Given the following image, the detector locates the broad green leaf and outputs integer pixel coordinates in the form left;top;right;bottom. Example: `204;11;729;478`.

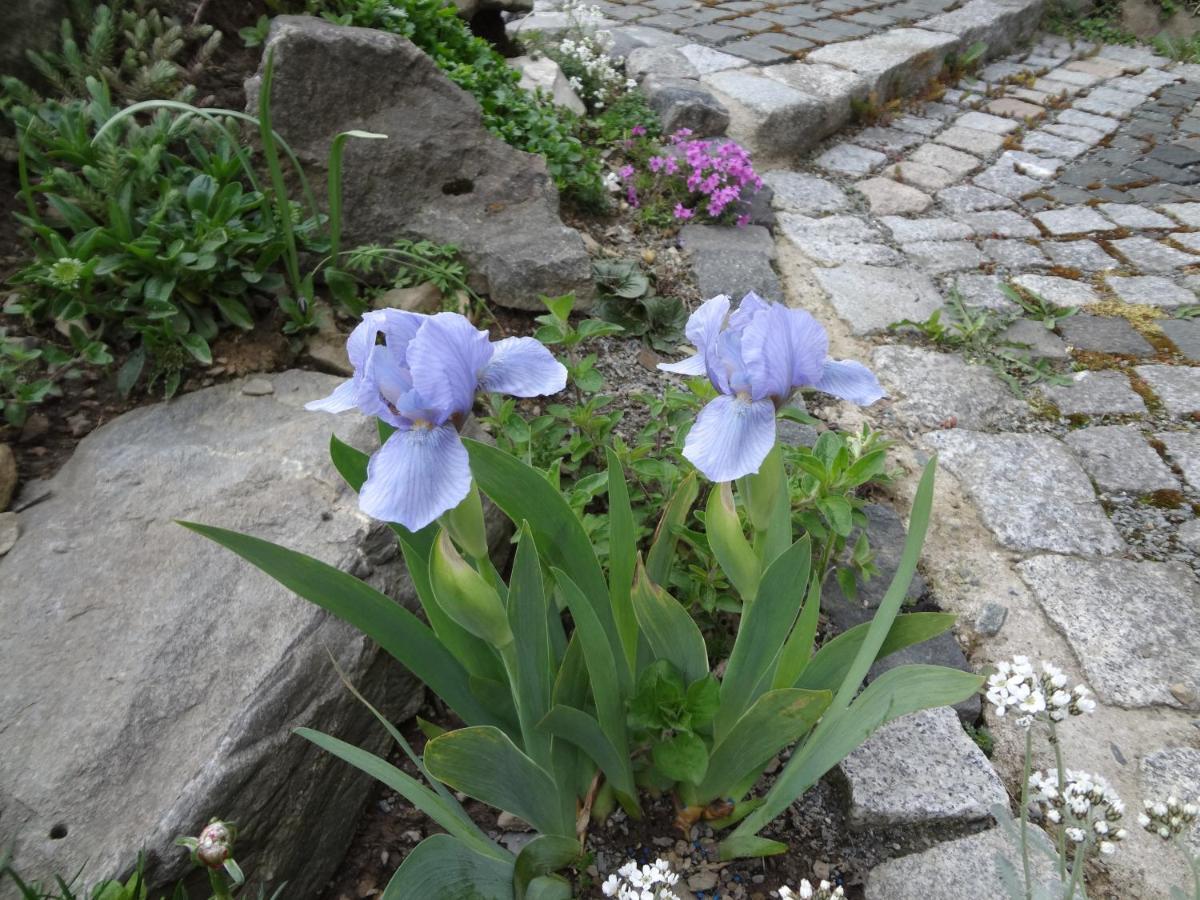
552;569;628;760
550;636;597;805
646;472;698;586
632;561;708;685
383;834;514;900
425;726;572;838
514;836;580;900
296;728;501;861
606;449;638;673
795;612;957;692
686;675;720;728
706;483;759;603
696;689;830;804
215;295;254;330
178;332;211;365
179;522;499;728
715;537;811;741
772;574;822;689
652;731;708;785
526;877;573;900
539;705;638;804
507;525;555;770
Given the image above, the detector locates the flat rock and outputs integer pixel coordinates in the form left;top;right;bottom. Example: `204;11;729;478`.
704;70;827;158
923;430;1126;555
807;28;959;101
815;143;887;176
880;217;974;243
642;74;730;136
1001;318;1069;359
1058;315;1156;357
780;214;904;267
901;240;986;275
920;0;1044;56
865;828;1060;900
1012;274;1100;306
1105;275;1195;308
836;708;1006;829
1017;555;1200;710
857;178;933;216
1157;431;1200;489
252;17;592;311
1136;364;1200;415
508;55;586;114
873;345;1028;431
1162;319;1200;361
679;224;781;299
0;373;445;894
815;265;943;335
1141;748;1200;853
1064;424;1178;494
762;171;848;214
1042;369;1147;416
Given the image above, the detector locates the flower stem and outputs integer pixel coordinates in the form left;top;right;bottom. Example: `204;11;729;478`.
1021;726;1034;900
1050;723;1068;883
1177;835;1200;900
207;868;234;900
1064;840;1086;900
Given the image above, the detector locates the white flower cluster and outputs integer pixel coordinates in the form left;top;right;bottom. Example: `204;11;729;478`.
780;879;845;899
557;34;630;106
1139;796;1199;841
601;858;681;900
1028;769;1127;856
985;657;1096;726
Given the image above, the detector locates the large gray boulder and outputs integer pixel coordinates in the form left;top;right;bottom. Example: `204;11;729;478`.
250;16;593;312
0;372;437;897
0;0;70;89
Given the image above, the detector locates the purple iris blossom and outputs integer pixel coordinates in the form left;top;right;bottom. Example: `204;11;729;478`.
658;293;884;483
307;309;567;531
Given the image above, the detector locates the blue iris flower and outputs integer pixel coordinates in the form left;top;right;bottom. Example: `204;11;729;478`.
307;309;567;530
659;293;884;483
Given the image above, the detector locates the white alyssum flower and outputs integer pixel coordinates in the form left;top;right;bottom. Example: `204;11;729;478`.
1139;795;1199;841
1028;768;1127;860
779;880;844;899
985;658;1095;725
601;858;680;899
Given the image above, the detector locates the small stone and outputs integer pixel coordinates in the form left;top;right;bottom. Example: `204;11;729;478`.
1012;274;1100;306
1001;318;1068;359
901;240;986;274
856;177;933;216
1162;319;1200;361
816;142;887;176
1105;275;1195;308
688;871;719;891
1097;203;1176;229
1018;556;1200;710
1043;370;1147;416
1065;424;1178;494
936;184;1015;214
1058;315;1156;356
18;413;49;444
956;110;1021;133
1043;240;1118;271
986;97;1044;120
983;239;1048;269
936;125;1006;156
975;602;1008;636
0;444;16;511
972;162;1043;199
1136;364;1200;415
761;171;847;214
508;55;586;114
1022;131;1090;160
1034;206;1118;236
959;209;1039;238
0;511;18;556
1111;237;1200;273
909;142;980;178
814;265;943;334
879;217;974;242
241;378;275;397
642;75;730;136
884;160;958;193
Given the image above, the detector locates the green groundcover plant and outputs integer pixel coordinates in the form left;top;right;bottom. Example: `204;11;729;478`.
184;293;980;898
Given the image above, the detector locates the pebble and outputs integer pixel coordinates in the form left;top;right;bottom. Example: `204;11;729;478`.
975;602;1008;636
241;378;276;397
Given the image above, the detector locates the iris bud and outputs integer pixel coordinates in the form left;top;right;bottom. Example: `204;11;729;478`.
430;529;513;648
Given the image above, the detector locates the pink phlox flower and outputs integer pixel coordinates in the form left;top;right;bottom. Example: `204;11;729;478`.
648;155;666;173
674;203;694;220
736;214;750;227
618;164;635;179
631;124;647;136
626;185;640;208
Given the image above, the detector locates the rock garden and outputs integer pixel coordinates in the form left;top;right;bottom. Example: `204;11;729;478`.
1;0;1198;898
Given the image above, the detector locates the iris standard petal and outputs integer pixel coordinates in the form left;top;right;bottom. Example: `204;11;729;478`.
727;291;769;332
659;294;729;377
358;424;472;531
479;337;568;397
304;378;358;413
813;359;885;405
682;393;777;482
407;312;494;418
350;308;426;371
658;354;707;376
741;303;828;401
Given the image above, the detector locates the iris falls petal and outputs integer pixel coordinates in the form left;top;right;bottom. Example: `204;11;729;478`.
682;393;777;483
359;424;472;532
813;359;885;406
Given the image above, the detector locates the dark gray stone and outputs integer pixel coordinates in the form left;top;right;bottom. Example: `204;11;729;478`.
1058;315;1156;357
975;603;1008;637
1163;319;1200;362
642;74;730;135
678;223;781;299
250;17;592;311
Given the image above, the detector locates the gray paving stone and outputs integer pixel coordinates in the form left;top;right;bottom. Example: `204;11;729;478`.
1056;107;1121;134
920;0;1045;55
880;216;974;242
1161;202;1200;226
1045;371;1146;419
1043;240;1119;271
924;430;1126;555
960;209;1039;238
807;27;959;101
935;125;1007;156
679;223;782;299
1034;206;1118;236
677;43;750;74
1022;130;1091;160
953;109;1019;134
704;70;826;155
873;344;1028;430
719;36;793;64
815;142;888;175
983;238;1048;269
1065;424;1178;494
857;177;933;215
1141;748;1200;854
1137;364;1200;415
1012;274;1100;305
909;142;981;178
854;125;926;153
865;828;1063;900
626;46;699;81
1001;317;1069;359
998;149;1062;180
937;184;1015;213
1075;88;1146;117
815;264;943;334
1058;315;1155;356
1097;203;1176;230
1158;430;1200;489
951;273;1018;309
1017;555;1200;710
902;239;987;274
1111;237;1200;273
1171;232;1200;255
883;160;958;193
762;171;848;214
1105;275;1196;308
972;162;1043;199
779;213;904;266
1042;122;1105;145
1162;318;1200;361
1179;518;1200;552
893;114;943;136
836;707;1006;830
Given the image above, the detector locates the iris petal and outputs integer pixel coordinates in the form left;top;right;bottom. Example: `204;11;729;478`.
741;304;828;401
658;354;707;376
304;378;358;413
359;424;472;531
659;294;729;378
407;313;494;418
813;359;885;405
480;337;568;396
682;393;777;482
